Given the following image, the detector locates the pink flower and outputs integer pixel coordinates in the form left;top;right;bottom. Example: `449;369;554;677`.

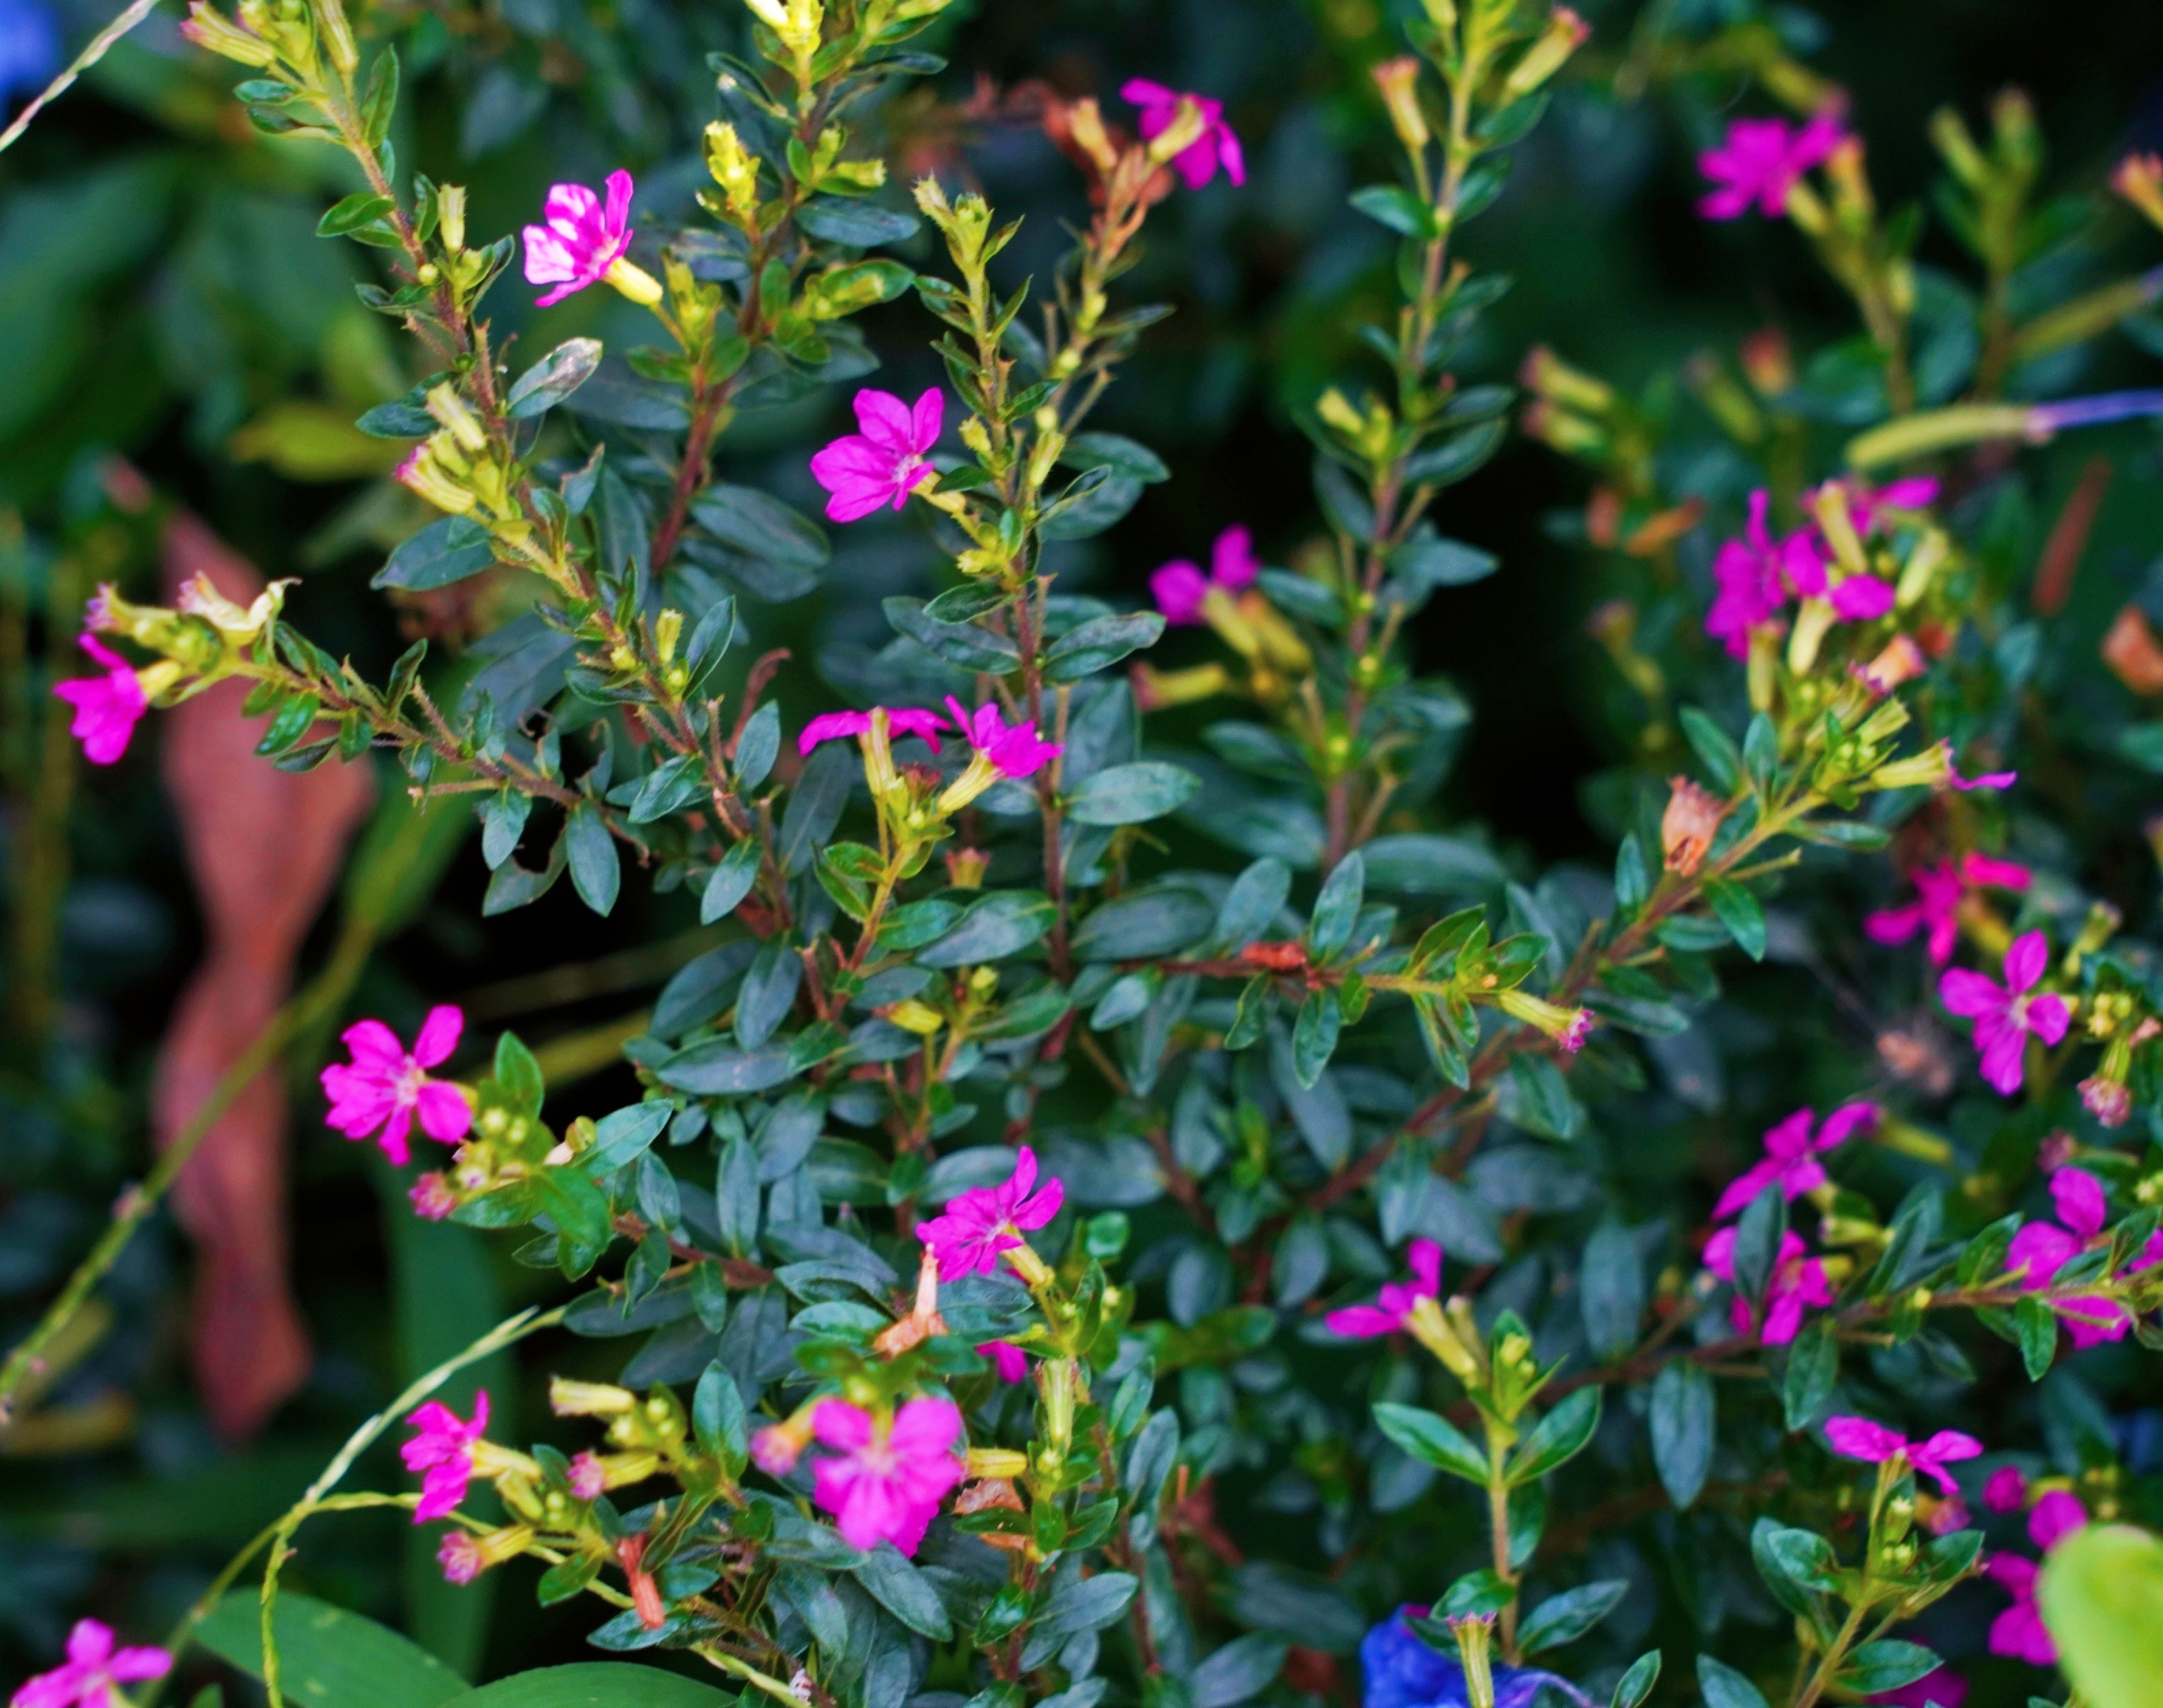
408;1173;458;1221
915;1144;1064;1280
1983;1465;2029;1513
2007;1167;2146;1347
809;1396;966;1555
320;1005;473;1166
1698;113;1847;219
1942;744;2017;792
1712;1102;1879;1221
798;706;950;756
1705;1228;1834;1345
1154;526;1261;624
1842;475;1941;535
2081;1074;2135;1127
402;1390;490;1523
1869;1669;1967;1708
438;1531;485;1585
1823;1415;1983;1494
52;634;149;765
1939;931;2070;1096
810;387;943;522
1325;1238;1443;1338
569;1451;607;1501
1987;1493;2089;1666
11;1621;172;1708
1121;79;1246;188
1866;854;2032;965
1706;489;1827;656
978;1340;1029;1382
524;171;636;308
751;1420;808;1476
943;696;1063;781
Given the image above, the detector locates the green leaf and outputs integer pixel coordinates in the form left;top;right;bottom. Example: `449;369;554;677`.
1349;183;1437;237
1401;418;1507;487
917;890;1055;967
1678;707;1742;792
359;46;399;147
375;517;494;591
1649;1362;1714;1508
1046;610;1165;681
1390;531;1498;591
1610;1652;1660;1708
1291;990;1342;1088
1517;1580;1628;1655
1306;852;1365;958
883;595;1021;674
1499;1054;1583;1140
2040;1524;2163;1708
564;805;619;916
849;1544;954;1638
2017;1293;2059;1379
1507;1389;1601;1484
1782;1319;1840;1431
1695;1655;1768;1708
1839;1642;1942;1694
701;838;762;924
508;338;604;418
690;485;830;572
318;191;396;236
437;1664;739;1708
1751;1519;1836;1616
1061;431;1170;483
693;1361;749;1472
1188;1634;1288;1708
1039;470;1143;540
1701;878;1766;961
1066;760;1199;826
796;197;921;245
194;1591;467;1708
1579;1221;1645;1360
1371;1402;1487;1483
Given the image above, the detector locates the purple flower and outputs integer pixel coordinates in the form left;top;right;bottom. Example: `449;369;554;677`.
915;1144;1064;1279
1698;112;1847;220
1987;1491;2089;1666
1938;930;2069;1096
523;172;637;307
809;1396;966;1555
320;1005;473;1166
402;1390;490;1523
810;387;943;522
1705;489;1825;656
978;1340;1029;1382
1121;79;1246;188
1359;1607;1593;1708
1869;1669;1967;1708
1983;1465;2029;1513
1866;854;2030;966
1712;1102;1878;1221
10;1621;172;1708
798;705;950;757
569;1451;607;1501
1325;1238;1443;1339
943;696;1063;782
2006;1167;2152;1347
1704;1228;1832;1345
1153;525;1261;624
52;634;149;765
1823;1415;1983;1494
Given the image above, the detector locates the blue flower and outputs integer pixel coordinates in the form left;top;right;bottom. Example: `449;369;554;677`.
1362;1608;1594;1708
0;0;60;104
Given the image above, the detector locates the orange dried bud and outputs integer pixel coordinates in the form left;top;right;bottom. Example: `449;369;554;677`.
1660;776;1724;876
2113;153;2163;230
1241;941;1309;972
1859;633;1927;693
1622;499;1705;557
1738;327;1794;397
1584;486;1622;548
2103;604;2163;695
954;1476;1028;1551
616;1536;667;1630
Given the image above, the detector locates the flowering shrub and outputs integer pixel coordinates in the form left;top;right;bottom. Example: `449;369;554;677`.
17;2;2163;1708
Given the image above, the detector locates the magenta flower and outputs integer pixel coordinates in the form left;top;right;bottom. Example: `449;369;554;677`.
569;1451;607;1501
10;1621;172;1708
810;387;943;522
943;696;1063;782
1823;1415;1983;1495
1866;853;2031;965
524;171;637;307
798;705;950;756
320;1005;473;1166
978;1340;1028;1382
1325;1238;1443;1339
1712;1102;1878;1221
438;1532;486;1585
1983;1465;2029;1513
1939;931;2069;1096
1153;525;1261;624
1121;79;1246;188
915;1143;1064;1280
408;1173;458;1222
1840;474;1941;535
809;1396;966;1555
1987;1491;2089;1665
1704;1228;1833;1345
52;634;149;765
1697;112;1847;219
2006;1167;2157;1347
1705;490;1826;656
1868;1669;1967;1708
402;1391;490;1523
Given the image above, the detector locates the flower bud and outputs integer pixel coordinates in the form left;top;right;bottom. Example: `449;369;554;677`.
180;2;279;65
1064;98;1121;177
1371;57;1428;154
550;1377;637;1417
704;123;762;223
1501;6;1589;100
2114;153;2163;232
1660;776;1723;876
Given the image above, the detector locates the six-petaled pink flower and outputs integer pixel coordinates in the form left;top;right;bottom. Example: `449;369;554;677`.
1705;1228;1833;1345
402;1390;491;1522
978;1340;1029;1382
1987;1490;2088;1665
1713;1102;1878;1221
1698;113;1847;219
808;1396;966;1555
1866;854;2031;965
810;387;943;522
1325;1238;1443;1339
1121;79;1246;189
524;171;637;307
52;634;149;765
1705;489;1826;656
1153;525;1262;625
799;705;950;756
321;1005;473;1166
2006;1166;2163;1347
1939;931;2069;1096
1824;1415;1982;1494
943;696;1063;782
10;1620;172;1708
915;1144;1064;1279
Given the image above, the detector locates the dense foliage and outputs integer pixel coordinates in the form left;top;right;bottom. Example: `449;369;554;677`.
13;3;2163;1708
